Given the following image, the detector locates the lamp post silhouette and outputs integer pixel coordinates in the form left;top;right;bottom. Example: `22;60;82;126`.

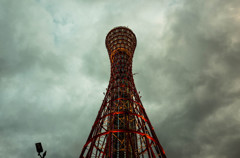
35;142;47;158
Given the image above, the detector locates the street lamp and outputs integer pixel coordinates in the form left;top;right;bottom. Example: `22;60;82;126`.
35;142;47;158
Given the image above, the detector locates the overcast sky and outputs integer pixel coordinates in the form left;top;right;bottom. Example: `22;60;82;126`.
0;0;240;158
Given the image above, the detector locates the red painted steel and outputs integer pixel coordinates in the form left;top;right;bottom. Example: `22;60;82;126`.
79;26;167;158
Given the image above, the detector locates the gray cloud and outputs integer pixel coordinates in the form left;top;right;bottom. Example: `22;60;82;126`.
133;0;240;158
0;0;240;158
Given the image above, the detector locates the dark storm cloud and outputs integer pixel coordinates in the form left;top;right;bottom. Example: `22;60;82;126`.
0;0;240;158
132;0;240;158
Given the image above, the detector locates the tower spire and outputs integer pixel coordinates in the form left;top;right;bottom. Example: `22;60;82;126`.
80;26;167;158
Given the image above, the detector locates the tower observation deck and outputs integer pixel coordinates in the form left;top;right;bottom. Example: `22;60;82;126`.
79;26;167;158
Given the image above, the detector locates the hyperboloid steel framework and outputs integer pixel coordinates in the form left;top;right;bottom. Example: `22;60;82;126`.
80;26;166;158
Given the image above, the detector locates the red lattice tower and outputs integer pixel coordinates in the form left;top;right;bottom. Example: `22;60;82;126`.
80;26;167;158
